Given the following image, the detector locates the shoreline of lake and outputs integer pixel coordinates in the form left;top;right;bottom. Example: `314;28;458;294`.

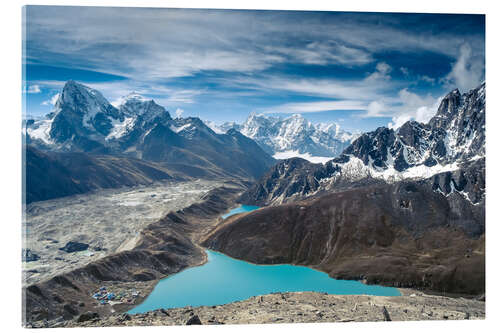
128;246;401;314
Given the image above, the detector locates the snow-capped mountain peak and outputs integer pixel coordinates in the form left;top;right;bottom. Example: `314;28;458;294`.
205;113;357;161
335;82;485;179
26;80;173;151
42;80;123;149
113;91;150;106
113;92;165;118
54;80;120;125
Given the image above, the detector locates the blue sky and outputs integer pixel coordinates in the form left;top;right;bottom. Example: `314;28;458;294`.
23;7;484;132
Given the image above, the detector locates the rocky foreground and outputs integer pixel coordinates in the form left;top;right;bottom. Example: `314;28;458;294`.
33;290;484;328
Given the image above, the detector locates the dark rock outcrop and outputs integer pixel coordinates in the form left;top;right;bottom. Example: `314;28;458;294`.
77;312;99;323
59;242;89;253
22;249;40;262
186;314;202;325
344;82;485;171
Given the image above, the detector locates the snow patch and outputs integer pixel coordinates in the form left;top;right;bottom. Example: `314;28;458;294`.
27;118;54;144
112;92;150;108
170;123;192;133
204;120;226;134
106;117;135;140
333;155;461;183
273;150;332;164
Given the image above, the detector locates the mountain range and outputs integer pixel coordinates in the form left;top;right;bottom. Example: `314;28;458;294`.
205;113;358;163
240;82;485;206
24;81;276;200
203;82;486;295
24;80;486;212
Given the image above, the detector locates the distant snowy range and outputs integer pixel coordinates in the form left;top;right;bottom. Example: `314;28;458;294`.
205;114;360;164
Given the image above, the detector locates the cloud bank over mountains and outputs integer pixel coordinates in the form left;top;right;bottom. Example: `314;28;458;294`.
24;7;484;131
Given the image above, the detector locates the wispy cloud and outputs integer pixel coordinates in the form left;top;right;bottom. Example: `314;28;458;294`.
262;41;373;67
25;8;484;82
225;74;393;102
263;100;367;114
24;8;484;130
23;84;41;93
365;62;392;82
41;93;60;106
175;108;184;118
441;43;485;92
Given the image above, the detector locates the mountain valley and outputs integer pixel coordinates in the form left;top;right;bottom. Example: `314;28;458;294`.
23;81;486;326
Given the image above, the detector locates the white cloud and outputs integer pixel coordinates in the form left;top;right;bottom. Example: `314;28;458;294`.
41;93;60;106
442;43;484;92
414;105;438;123
397;88;438;115
387;89;442;129
388;114;413;129
23;8;483;128
25;8;484;82
264;42;373;67
264;100;366;114
365;62;392;82
419;75;435;84
175;108;184;118
366;101;386;117
226;67;394;102
24;85;41;93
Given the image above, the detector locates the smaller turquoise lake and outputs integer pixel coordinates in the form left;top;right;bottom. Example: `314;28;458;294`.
221;205;260;219
128;205;400;314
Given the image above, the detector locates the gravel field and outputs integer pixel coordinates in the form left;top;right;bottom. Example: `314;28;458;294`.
23;179;221;285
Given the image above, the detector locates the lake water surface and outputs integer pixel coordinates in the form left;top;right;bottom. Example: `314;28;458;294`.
221;204;260;219
128;205;400;314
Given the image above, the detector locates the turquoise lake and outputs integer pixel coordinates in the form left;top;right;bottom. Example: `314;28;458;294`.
221;205;260;219
128;205;400;314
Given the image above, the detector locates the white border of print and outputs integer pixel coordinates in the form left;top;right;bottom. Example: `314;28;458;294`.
1;1;498;333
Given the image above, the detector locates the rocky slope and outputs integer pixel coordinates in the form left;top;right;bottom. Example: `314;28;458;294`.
342;83;484;172
240;83;485;206
23;145;185;203
207;113;357;159
39;291;484;328
204;166;485;295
